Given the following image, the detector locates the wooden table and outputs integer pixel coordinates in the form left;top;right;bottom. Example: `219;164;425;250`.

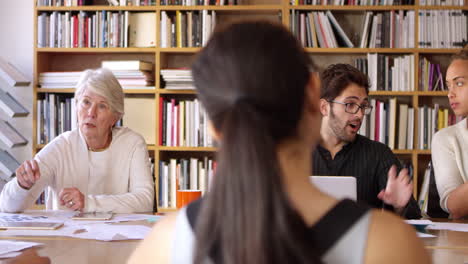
422;228;468;263
3;218;468;263
0;221;153;264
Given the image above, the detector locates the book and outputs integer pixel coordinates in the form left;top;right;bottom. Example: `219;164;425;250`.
0;89;29;117
0;120;28;148
407;107;414;149
0;150;20;179
388;98;397;149
123;96;155;144
0;57;30;87
101;60;153;71
128;12;156;47
326;11;354;48
397;104;408;150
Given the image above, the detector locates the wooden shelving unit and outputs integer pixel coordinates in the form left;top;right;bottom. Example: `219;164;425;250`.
33;0;466;211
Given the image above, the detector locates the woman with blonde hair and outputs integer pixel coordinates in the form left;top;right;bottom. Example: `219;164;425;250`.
0;68;154;213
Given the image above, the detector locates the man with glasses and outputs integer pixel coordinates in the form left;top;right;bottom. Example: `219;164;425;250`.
313;64;420;219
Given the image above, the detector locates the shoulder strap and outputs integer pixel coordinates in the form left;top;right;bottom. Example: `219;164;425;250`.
309;199;370;256
186;198;370;260
186;198;203;230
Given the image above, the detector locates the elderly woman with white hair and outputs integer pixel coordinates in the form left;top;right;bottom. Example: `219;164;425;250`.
0;68;154;213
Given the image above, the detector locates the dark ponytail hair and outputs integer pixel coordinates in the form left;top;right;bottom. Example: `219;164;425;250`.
191;21;320;264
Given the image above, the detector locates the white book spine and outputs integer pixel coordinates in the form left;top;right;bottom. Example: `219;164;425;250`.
170;159;177;208
49;12;55;48
160;11;167;48
194;99;200;146
190;158;198;190
407;107;414;149
166;101;172;146
163;163;168;208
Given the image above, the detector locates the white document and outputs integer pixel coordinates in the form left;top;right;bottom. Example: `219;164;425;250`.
417;232;436;238
0;211;157;241
64;213;158;226
406;219;468;233
70;224;152;241
0;240;43;255
0;225;82;238
426;222;468;232
405;219;434;225
0;210;75;223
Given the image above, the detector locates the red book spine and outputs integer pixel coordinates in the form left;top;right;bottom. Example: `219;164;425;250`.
84;17;89;48
159;96;163;146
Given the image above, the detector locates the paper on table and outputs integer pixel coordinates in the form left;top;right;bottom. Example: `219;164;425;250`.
0;210;74;224
0;240;43;255
70;223;152;241
0;225;82;238
406;219;468;232
426;222;468;232
417;232;436;238
0;223;151;241
405;219;434;225
64;213;160;226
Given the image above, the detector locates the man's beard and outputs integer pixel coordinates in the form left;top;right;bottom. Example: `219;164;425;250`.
329;108;358;143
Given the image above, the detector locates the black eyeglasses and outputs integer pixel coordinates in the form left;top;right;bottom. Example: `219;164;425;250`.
328;100;373;115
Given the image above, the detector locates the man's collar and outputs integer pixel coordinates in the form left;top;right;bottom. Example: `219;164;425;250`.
318;135;360;153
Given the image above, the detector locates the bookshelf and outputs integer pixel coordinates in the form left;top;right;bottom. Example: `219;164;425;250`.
33;0;467;211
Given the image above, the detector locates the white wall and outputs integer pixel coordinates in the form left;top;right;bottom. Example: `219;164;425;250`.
0;0;34;183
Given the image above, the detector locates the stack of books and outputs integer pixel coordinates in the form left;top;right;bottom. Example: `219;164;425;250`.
101;60;155;89
160;69;194;90
39;71;82;89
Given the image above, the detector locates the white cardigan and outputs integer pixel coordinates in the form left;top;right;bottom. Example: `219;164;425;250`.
432;118;468;213
0;127;154;213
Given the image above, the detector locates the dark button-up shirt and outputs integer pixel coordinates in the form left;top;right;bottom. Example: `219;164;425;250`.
312;134;421;219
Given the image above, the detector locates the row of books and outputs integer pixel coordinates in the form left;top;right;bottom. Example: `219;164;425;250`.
359;99;413;150
160;98;214;147
418;104;462;150
419;57;446;92
418;10;467;49
291;11;354;48
37;11;156;48
419;0;465;5
158;157;216;208
37;0;92;6
160;69;194;89
37;0;155;6
290;0;415;4
160;10;216;48
360;11;415;48
37;93;77;144
357;54;415;92
290;0;466;4
160;0;240;5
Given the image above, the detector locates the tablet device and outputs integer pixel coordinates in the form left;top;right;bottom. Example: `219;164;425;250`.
310;176;357;201
72;212;113;220
0;222;63;230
